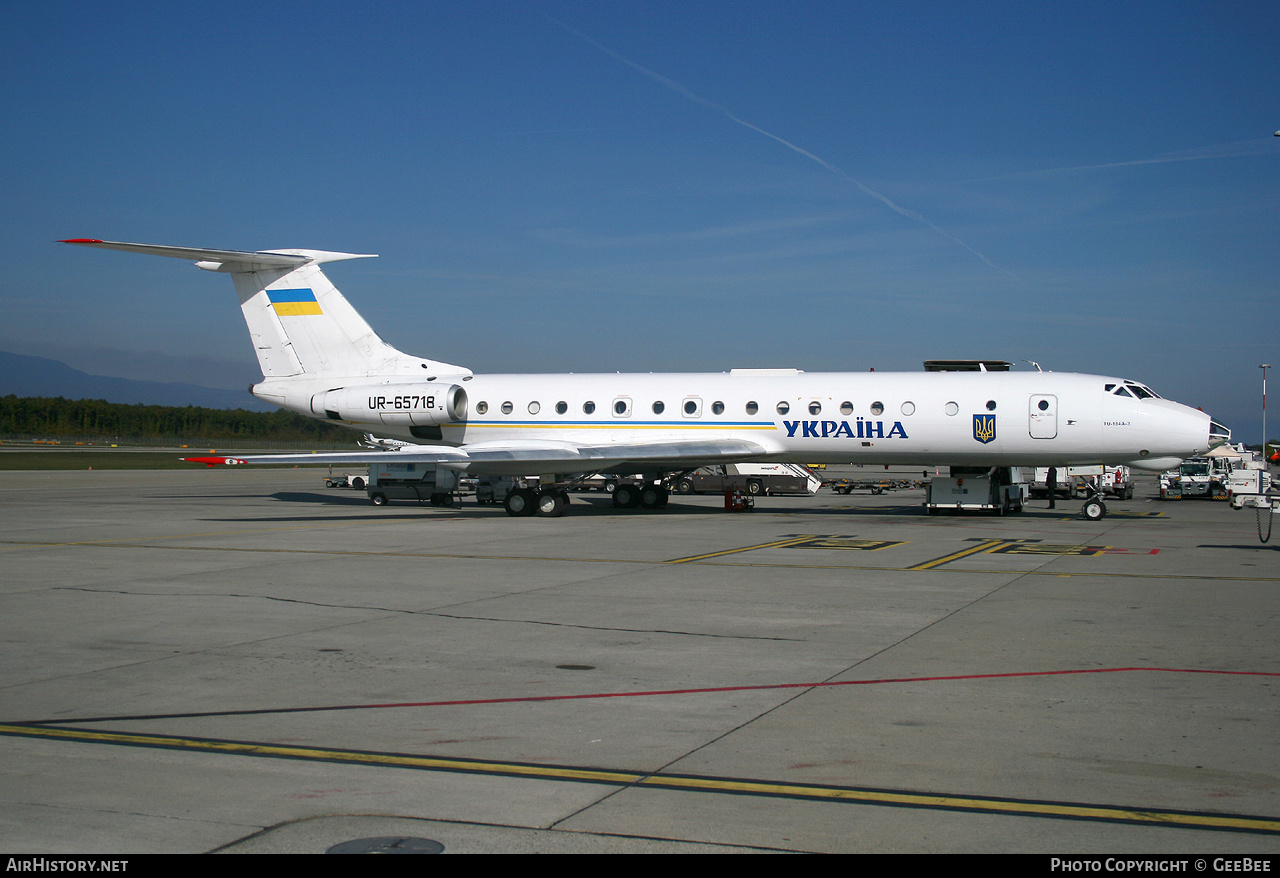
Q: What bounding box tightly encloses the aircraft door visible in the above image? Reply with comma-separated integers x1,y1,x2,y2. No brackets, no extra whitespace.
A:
1029,394,1057,439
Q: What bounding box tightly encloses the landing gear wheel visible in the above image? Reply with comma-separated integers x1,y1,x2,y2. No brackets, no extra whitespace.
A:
504,488,537,517
535,489,566,517
1082,498,1106,521
640,486,668,509
613,484,641,508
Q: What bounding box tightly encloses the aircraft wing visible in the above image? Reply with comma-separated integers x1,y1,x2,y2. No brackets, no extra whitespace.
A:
185,438,773,475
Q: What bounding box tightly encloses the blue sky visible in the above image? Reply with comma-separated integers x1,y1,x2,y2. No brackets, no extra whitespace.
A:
3,1,1277,442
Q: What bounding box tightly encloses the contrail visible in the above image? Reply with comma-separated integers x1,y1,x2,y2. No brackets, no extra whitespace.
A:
554,19,1018,281
963,139,1276,183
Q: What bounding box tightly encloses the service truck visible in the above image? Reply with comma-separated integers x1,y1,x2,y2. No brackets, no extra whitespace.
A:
1159,457,1230,500
926,467,1028,516
1069,465,1134,500
365,461,459,507
325,471,368,489
669,463,821,496
1028,466,1132,501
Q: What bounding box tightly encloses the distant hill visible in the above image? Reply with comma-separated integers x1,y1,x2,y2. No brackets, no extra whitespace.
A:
0,351,274,411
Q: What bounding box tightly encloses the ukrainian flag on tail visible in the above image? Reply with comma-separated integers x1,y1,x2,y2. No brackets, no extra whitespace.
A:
268,288,323,316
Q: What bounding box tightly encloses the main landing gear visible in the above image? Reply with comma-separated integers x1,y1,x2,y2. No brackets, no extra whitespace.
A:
503,487,570,518
612,484,669,510
501,481,670,517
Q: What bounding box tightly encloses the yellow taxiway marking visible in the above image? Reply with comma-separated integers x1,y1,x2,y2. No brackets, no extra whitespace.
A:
667,535,819,563
908,539,1011,570
690,561,1280,582
2,724,1276,834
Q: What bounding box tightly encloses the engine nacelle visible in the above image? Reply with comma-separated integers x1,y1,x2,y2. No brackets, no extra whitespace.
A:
313,384,467,426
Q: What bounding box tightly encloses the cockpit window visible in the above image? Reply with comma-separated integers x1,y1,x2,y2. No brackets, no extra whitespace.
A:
1111,381,1162,400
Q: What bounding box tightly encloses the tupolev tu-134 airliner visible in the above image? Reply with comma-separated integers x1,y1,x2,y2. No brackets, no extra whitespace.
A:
62,239,1229,518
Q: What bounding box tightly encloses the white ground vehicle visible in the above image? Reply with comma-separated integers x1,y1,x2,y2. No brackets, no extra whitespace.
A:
1159,457,1231,500
365,461,458,506
670,463,821,496
926,467,1029,516
1070,465,1134,500
1028,467,1072,500
1230,469,1280,543
1227,467,1272,499
1029,465,1132,500
325,472,368,489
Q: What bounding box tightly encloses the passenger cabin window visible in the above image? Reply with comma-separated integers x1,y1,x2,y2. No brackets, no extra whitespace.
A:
712,401,725,415
528,401,540,414
776,401,790,415
746,401,759,415
840,401,853,415
683,398,702,417
613,398,631,417
870,401,884,416
555,401,568,414
476,401,489,415
501,401,513,414
809,401,822,415
583,401,596,414
652,401,665,414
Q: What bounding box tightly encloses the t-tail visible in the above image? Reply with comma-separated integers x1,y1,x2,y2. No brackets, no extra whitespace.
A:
59,240,472,415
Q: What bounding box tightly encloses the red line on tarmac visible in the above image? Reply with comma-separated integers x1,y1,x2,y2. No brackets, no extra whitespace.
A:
26,667,1279,726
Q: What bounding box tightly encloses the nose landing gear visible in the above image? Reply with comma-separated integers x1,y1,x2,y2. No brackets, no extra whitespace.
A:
1081,486,1107,521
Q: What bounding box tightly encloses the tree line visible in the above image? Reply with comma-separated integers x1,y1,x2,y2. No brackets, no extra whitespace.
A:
0,395,354,444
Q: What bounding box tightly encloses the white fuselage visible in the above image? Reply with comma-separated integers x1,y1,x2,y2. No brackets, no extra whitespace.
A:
61,239,1226,503
261,369,1214,473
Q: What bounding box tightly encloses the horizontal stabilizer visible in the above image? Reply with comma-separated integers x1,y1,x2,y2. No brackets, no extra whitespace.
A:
60,239,376,272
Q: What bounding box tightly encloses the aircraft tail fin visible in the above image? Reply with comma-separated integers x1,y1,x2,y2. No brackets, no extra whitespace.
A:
60,239,469,380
